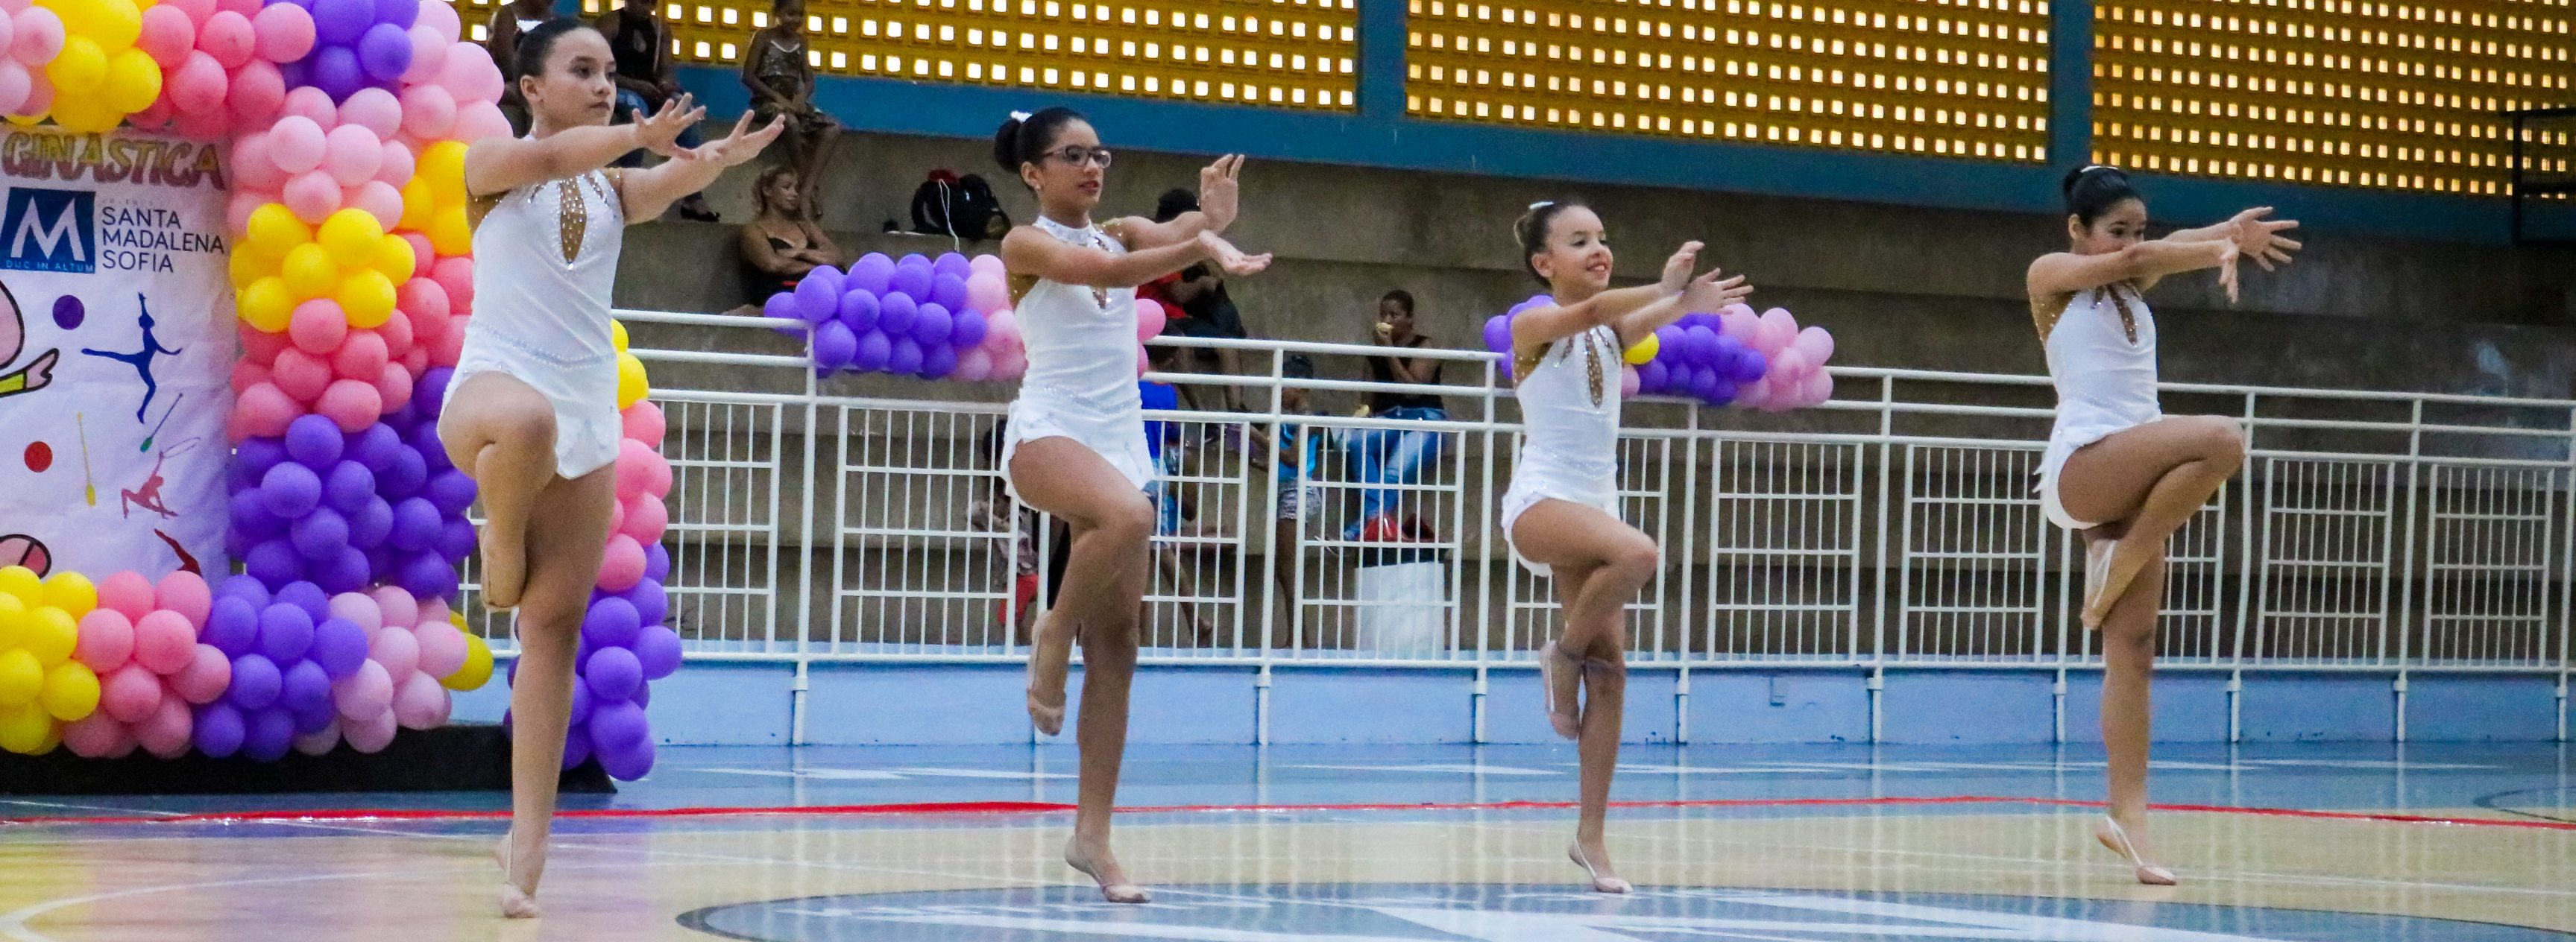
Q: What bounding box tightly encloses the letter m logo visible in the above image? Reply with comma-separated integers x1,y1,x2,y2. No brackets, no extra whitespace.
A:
1,187,93,274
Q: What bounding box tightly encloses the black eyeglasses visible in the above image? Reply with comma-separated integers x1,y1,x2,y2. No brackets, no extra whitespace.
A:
1043,145,1114,168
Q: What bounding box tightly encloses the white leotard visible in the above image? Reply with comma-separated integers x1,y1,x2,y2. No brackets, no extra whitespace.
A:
2034,282,2161,530
1500,323,1623,576
442,165,626,480
998,216,1154,496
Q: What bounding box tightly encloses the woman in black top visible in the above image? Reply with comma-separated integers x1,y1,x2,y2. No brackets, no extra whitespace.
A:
738,164,842,304
1352,289,1447,540
596,0,718,220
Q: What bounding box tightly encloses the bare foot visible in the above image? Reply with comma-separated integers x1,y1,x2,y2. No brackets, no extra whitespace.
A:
493,832,541,918
1568,838,1631,894
475,446,529,611
1025,616,1069,736
1064,835,1147,903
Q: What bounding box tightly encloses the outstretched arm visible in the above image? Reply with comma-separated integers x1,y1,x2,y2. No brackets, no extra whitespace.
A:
1510,241,1705,352
1111,155,1245,250
465,96,699,196
2028,238,2241,302
1004,227,1268,289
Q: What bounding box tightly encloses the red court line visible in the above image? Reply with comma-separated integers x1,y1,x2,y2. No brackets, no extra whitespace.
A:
10,796,2575,831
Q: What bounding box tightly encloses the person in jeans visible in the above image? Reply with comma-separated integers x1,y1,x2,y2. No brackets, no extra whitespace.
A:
596,0,718,220
1350,289,1445,540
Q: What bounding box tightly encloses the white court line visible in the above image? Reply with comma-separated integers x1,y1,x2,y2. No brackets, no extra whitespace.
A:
0,800,185,818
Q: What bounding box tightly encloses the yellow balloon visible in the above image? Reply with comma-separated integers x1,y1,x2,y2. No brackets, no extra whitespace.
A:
0,651,40,707
0,566,39,607
247,203,312,256
338,268,397,329
97,0,146,51
0,594,22,650
1623,335,1660,365
101,48,160,114
615,353,649,411
373,233,417,285
318,209,385,268
282,242,340,300
48,96,119,134
45,37,106,93
611,320,629,354
24,607,76,667
38,663,98,722
239,276,297,333
227,244,276,291
441,634,494,691
420,141,469,206
0,703,51,756
398,178,435,231
40,572,94,619
427,206,472,256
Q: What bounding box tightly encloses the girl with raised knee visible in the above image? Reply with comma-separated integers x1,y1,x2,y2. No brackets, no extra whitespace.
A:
1502,200,1751,894
440,18,778,917
992,106,1268,903
2027,164,2299,885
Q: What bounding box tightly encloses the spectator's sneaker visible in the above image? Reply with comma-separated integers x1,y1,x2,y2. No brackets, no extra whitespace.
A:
1358,514,1406,543
677,194,719,222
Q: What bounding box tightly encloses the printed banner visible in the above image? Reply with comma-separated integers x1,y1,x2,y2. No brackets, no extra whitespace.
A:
0,128,233,579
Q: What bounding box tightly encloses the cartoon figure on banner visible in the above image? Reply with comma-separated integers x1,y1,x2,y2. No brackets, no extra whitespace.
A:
120,437,205,522
0,281,57,400
78,296,184,423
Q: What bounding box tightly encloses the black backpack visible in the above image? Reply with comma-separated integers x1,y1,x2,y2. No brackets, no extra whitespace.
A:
911,172,1010,240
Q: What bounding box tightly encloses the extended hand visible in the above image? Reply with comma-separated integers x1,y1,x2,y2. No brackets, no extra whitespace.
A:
675,111,787,168
633,92,706,157
1681,268,1752,313
2228,206,2302,272
1660,241,1705,294
1198,230,1272,276
1198,154,1244,233
2216,240,2242,303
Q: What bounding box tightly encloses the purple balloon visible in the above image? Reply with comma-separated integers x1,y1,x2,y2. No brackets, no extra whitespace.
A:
763,292,802,335
205,598,259,658
1683,325,1722,366
583,597,643,648
382,397,421,432
632,681,651,708
836,288,879,335
436,518,476,563
918,341,957,380
633,625,681,679
323,460,376,513
1482,315,1511,354
794,268,842,323
912,303,953,347
218,575,273,610
1638,358,1669,395
277,58,307,90
932,252,972,281
243,706,296,762
598,737,655,781
1688,366,1722,401
567,681,594,727
897,253,930,270
372,0,420,28
644,542,670,581
366,546,396,582
1654,324,1686,352
350,423,403,473
949,309,987,350
622,581,669,627
399,551,459,601
887,336,924,376
223,525,255,560
889,263,933,304
261,463,324,519
425,470,476,516
929,273,969,313
285,414,343,469
289,506,350,561
232,437,287,491
418,367,453,414
852,329,892,373
194,702,248,758
846,254,893,294
244,539,303,588
229,654,283,710
585,646,643,702
309,45,365,101
812,320,857,372
379,447,428,500
877,292,918,338
385,497,438,553
231,494,287,539
588,699,649,751
277,582,330,622
311,0,372,43
259,604,316,664
559,723,593,771
1729,344,1769,384
409,423,450,472
282,658,334,711
294,701,338,735
357,22,412,82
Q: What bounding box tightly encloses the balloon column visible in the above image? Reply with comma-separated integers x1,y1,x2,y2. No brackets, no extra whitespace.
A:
1482,299,1838,411
772,252,1061,382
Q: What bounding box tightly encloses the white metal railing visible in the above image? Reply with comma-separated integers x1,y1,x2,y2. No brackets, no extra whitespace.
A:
451,309,2576,689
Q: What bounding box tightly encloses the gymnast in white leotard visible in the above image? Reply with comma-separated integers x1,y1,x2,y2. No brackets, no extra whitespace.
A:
1501,200,1752,895
436,19,781,919
2024,164,2301,888
989,107,1270,905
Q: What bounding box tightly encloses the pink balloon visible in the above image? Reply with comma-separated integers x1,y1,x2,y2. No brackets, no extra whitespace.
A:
983,309,1020,350
97,571,157,622
230,361,271,396
397,278,449,332
318,379,384,432
227,60,285,123
334,328,389,381
166,0,221,25
431,256,473,310
952,347,993,382
229,382,299,442
1133,300,1163,344
155,571,212,627
1135,347,1150,377
963,273,1007,316
1717,308,1758,344
345,702,399,752
605,496,626,538
397,82,456,140
1767,349,1813,382
229,137,286,196
1754,308,1799,355
614,439,658,502
371,625,421,680
11,7,63,67
969,253,1004,278
392,671,449,730
0,7,16,58
373,138,414,188
134,611,198,675
350,179,403,230
251,1,316,63
1619,363,1642,398
138,4,198,68
215,0,265,17
268,115,326,174
399,234,435,279
0,61,31,116
375,315,415,360
413,621,468,678
402,23,447,83
1798,370,1833,408
374,360,414,413
195,10,256,68
272,347,333,402
453,101,512,142
292,720,342,756
992,350,1027,381
322,124,383,187
403,345,432,375
172,644,232,704
75,609,137,673
426,323,465,367
596,534,646,592
620,400,665,449
327,591,383,636
130,97,179,133
338,86,401,138
1790,326,1835,365
101,665,164,724
371,586,421,632
225,192,265,238
284,169,341,224
334,660,394,721
282,86,338,129
13,69,48,119
289,299,348,354
62,713,137,759
622,493,668,544
136,695,194,759
173,104,233,141
416,0,460,44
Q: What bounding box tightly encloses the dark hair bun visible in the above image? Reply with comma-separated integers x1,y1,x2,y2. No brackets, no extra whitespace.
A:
992,107,1087,176
2061,165,2141,227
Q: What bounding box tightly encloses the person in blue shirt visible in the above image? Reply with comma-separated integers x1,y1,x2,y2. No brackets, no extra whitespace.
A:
1250,355,1326,631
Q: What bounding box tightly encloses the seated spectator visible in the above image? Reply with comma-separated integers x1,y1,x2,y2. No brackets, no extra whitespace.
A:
971,422,1040,647
741,0,840,216
738,165,843,305
1351,289,1447,540
484,0,561,135
596,0,717,221
1248,355,1327,631
1149,189,1249,411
